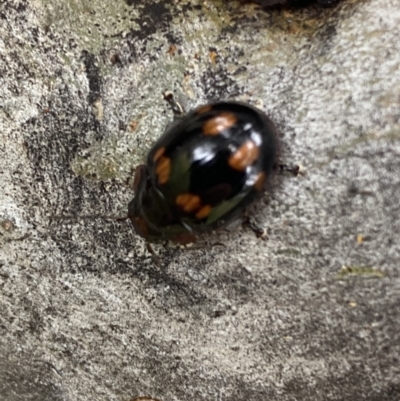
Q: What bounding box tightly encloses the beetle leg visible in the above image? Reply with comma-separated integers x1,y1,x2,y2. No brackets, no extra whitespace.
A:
146,242,161,266
277,163,304,176
242,216,268,240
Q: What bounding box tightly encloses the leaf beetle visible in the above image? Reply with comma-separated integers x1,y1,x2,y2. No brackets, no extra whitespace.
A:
128,95,280,244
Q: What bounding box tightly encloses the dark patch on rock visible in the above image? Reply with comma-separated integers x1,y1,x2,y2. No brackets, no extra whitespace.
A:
81,50,102,104
123,1,173,62
0,348,65,401
113,2,192,64
200,61,242,101
47,218,215,317
0,0,28,18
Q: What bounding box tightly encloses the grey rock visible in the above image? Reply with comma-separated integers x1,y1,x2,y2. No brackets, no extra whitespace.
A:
0,0,399,400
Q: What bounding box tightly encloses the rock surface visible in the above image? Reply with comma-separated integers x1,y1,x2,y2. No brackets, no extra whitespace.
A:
0,0,399,400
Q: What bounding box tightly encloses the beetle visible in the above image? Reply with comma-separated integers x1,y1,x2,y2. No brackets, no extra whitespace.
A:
128,97,279,244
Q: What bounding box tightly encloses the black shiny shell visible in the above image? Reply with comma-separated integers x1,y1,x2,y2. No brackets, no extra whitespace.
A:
128,101,279,243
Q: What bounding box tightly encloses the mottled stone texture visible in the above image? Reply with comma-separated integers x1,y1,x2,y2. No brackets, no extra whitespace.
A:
0,0,399,400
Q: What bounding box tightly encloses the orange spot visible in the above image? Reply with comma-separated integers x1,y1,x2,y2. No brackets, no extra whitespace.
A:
155,156,171,184
254,171,266,191
176,193,201,213
129,120,139,132
196,104,212,115
153,147,166,162
228,141,259,171
1,220,13,231
203,112,237,136
195,204,212,219
167,44,177,56
209,51,218,65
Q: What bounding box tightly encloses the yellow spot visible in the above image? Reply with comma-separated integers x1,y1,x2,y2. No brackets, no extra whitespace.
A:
203,112,237,136
155,156,171,184
176,193,201,213
153,147,166,162
195,205,212,219
228,141,259,171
